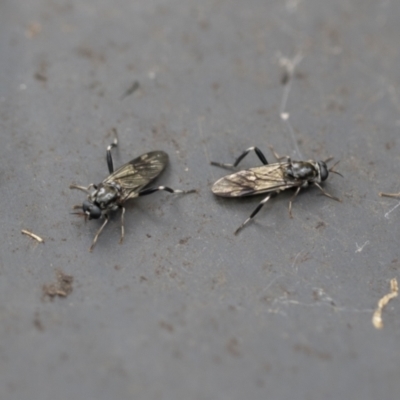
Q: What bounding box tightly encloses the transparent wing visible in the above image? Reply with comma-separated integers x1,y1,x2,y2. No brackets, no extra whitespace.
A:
211,162,297,197
104,151,168,198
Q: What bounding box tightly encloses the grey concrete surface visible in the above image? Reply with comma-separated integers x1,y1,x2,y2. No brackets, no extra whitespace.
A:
1,0,400,399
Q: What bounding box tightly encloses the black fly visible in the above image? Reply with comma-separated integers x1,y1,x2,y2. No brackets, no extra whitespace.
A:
70,130,195,251
211,146,342,235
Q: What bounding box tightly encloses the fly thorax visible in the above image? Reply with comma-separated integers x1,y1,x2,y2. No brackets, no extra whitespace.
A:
94,184,120,209
287,161,317,180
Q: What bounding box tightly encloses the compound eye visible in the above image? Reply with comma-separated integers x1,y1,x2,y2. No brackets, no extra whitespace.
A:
82,201,101,219
319,161,329,181
82,200,92,213
89,205,101,219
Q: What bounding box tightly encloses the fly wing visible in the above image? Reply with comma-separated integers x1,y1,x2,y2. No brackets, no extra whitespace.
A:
104,151,168,198
211,163,296,197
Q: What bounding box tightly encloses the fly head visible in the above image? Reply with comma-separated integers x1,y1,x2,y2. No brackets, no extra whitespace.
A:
83,200,101,220
318,161,329,181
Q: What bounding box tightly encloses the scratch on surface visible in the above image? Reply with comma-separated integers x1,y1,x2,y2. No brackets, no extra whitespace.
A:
271,291,373,314
198,117,213,178
278,52,303,158
355,241,370,253
384,201,400,219
260,274,284,296
354,59,400,113
372,278,398,329
291,250,303,272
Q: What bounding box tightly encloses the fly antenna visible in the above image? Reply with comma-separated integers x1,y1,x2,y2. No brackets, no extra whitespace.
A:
329,160,343,178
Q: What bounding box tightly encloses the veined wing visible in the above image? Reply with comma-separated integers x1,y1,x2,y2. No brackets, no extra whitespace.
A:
212,162,297,197
104,151,168,197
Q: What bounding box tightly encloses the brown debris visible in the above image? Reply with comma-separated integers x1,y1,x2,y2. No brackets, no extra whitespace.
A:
372,278,398,329
21,229,44,243
42,270,74,300
25,22,42,38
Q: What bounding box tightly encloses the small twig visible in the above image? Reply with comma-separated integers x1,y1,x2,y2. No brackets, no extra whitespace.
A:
372,278,398,329
21,229,44,243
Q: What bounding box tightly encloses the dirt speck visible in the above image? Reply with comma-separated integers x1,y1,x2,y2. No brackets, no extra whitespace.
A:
293,343,332,361
33,312,44,331
385,140,395,150
315,221,326,229
114,265,121,271
159,321,174,332
42,269,74,300
34,72,47,82
76,46,105,63
179,236,191,245
226,337,241,357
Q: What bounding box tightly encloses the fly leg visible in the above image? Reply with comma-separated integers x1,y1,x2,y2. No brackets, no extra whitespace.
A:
234,194,272,235
288,187,301,218
69,183,96,194
119,207,125,244
314,183,341,202
106,128,118,173
379,191,400,198
268,146,291,162
139,186,197,196
211,147,269,169
89,216,109,252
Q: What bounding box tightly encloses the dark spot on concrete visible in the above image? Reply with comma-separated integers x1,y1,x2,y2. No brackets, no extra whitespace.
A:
385,140,395,150
114,265,121,271
34,72,47,82
293,343,332,361
179,236,191,245
159,321,174,332
315,221,326,229
120,80,140,100
76,46,106,63
226,337,241,357
42,269,73,300
33,312,44,331
255,378,265,388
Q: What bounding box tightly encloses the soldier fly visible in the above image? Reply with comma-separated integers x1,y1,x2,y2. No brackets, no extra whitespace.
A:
70,131,195,251
211,146,342,235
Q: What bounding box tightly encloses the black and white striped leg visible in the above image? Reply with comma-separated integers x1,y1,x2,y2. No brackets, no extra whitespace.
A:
69,183,96,194
138,186,196,197
89,216,109,252
288,187,301,218
211,147,269,169
106,129,118,174
119,207,125,244
234,194,272,235
314,183,341,202
379,191,400,199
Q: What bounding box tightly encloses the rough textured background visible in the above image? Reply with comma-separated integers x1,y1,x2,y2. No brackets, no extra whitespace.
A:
1,0,400,399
